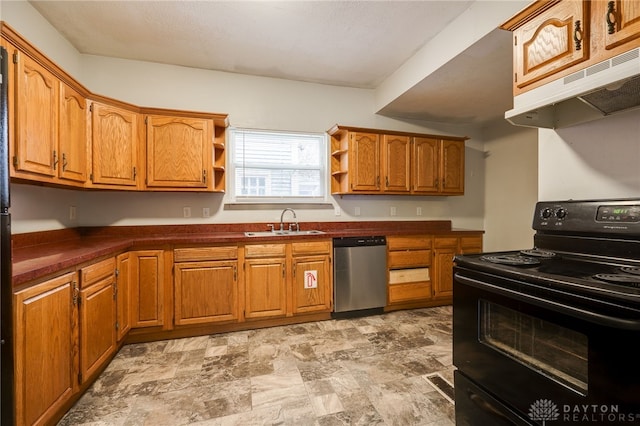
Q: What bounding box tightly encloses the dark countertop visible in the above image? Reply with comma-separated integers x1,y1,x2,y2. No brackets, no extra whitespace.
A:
11,221,484,287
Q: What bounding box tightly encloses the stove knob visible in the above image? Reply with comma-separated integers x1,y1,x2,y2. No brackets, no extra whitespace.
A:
541,208,553,219
556,208,567,219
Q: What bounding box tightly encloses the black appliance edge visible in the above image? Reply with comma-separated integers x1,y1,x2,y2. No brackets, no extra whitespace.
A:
1,44,15,425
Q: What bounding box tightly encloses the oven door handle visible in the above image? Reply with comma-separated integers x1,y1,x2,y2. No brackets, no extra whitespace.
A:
456,274,640,330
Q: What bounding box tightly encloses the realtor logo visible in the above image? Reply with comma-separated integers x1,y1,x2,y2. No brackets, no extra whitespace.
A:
528,399,640,423
529,399,560,425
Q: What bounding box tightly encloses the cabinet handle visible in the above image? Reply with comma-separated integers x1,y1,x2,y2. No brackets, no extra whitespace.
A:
573,20,583,51
52,150,58,171
62,153,68,171
435,178,439,188
607,1,617,34
132,166,137,180
282,264,285,278
292,263,296,278
385,176,389,187
233,265,237,281
202,169,207,184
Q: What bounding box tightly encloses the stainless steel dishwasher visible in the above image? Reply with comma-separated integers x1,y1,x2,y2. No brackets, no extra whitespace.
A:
333,236,387,317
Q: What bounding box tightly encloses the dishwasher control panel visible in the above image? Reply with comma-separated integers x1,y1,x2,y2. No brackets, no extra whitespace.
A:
333,236,386,247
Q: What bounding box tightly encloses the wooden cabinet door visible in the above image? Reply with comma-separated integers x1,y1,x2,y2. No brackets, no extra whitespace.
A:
13,272,77,426
441,139,465,194
433,237,458,299
58,83,87,184
14,51,59,177
130,250,165,328
412,137,439,193
174,260,239,325
459,236,483,255
146,115,212,189
244,258,287,319
512,0,589,90
349,132,380,192
602,0,640,50
79,275,116,383
382,134,410,192
292,254,332,314
91,102,138,187
79,258,116,383
116,253,131,341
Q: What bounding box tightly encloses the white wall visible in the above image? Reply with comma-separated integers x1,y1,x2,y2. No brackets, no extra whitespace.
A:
482,121,538,251
4,1,487,234
538,110,640,200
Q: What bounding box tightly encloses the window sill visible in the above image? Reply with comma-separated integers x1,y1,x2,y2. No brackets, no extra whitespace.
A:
224,202,334,211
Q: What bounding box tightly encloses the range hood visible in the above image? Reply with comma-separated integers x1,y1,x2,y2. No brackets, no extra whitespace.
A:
505,48,640,129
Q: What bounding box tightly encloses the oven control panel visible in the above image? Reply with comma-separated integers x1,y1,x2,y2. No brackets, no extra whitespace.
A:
533,199,640,235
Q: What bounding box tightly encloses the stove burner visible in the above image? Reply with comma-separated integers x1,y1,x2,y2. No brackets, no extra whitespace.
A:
594,273,640,286
621,267,640,276
520,249,556,258
480,255,541,266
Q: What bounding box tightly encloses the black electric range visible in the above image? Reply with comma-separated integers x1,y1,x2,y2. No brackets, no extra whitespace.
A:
453,199,640,426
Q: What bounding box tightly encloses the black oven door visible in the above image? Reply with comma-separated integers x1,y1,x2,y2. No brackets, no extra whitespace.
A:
453,267,640,425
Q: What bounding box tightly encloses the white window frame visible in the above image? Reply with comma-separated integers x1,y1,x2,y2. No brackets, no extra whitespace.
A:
228,127,328,204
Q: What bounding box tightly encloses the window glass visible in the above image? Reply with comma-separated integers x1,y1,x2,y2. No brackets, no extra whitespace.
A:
230,128,326,201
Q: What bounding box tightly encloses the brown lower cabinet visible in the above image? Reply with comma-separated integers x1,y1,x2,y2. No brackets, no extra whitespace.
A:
387,233,483,308
242,241,333,319
115,253,132,341
12,256,122,426
78,258,117,383
173,246,239,326
12,234,478,424
130,250,167,328
13,272,77,426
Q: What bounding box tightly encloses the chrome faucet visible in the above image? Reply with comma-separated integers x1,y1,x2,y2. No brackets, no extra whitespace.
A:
279,208,298,232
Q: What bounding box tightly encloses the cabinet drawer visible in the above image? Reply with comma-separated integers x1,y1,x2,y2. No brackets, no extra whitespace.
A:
291,240,331,256
388,250,431,269
460,236,483,253
387,236,431,250
434,237,458,249
244,244,287,258
389,268,430,285
174,246,238,262
388,282,431,304
80,257,115,288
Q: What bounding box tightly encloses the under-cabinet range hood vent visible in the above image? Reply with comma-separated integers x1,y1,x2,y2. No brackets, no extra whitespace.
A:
505,48,640,129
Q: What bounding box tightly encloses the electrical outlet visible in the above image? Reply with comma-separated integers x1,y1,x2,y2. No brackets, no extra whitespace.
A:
416,207,422,216
202,207,210,218
335,206,341,216
390,206,397,216
183,207,191,218
354,206,361,216
69,206,77,220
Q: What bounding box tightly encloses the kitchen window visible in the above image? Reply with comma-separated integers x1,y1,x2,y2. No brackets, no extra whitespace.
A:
229,128,327,202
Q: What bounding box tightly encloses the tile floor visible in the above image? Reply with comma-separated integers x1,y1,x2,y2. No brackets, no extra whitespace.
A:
58,306,455,426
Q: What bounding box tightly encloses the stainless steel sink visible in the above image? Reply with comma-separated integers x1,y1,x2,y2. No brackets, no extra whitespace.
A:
244,230,326,237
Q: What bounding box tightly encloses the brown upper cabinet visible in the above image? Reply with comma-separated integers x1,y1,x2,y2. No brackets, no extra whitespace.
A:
144,111,228,192
8,44,89,188
2,23,229,193
329,125,466,196
89,101,140,189
502,0,640,95
146,115,212,190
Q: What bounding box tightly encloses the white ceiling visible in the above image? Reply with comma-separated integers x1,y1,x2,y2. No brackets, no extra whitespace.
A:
29,0,516,126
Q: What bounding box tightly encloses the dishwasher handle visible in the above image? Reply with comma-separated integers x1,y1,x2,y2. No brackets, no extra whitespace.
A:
333,236,386,247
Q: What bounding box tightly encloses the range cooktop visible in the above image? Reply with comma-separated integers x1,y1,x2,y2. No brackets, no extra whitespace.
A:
455,249,640,305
